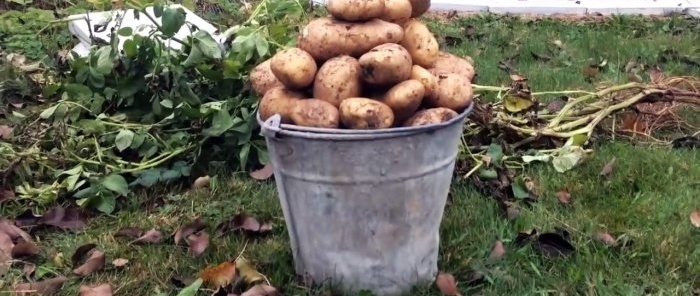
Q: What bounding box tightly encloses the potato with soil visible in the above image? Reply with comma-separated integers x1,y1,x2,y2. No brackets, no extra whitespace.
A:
379,0,412,24
403,107,459,127
250,58,283,96
297,17,405,63
259,86,306,123
408,0,430,17
291,99,340,128
359,43,413,86
426,73,473,111
400,19,439,68
380,80,425,123
410,65,437,97
270,48,317,89
339,97,395,129
327,0,385,21
313,55,362,107
428,51,476,81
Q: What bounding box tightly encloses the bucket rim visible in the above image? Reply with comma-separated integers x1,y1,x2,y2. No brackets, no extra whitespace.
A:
257,101,474,139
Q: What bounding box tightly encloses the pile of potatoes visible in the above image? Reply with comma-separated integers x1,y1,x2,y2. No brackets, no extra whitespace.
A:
250,0,476,129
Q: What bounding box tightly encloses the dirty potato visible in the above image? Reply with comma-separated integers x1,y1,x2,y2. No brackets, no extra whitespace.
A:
380,79,425,123
410,65,437,97
258,86,306,123
270,48,317,89
297,17,404,63
426,73,473,111
400,19,439,68
339,97,395,129
359,43,413,86
403,107,459,126
291,99,340,128
327,0,385,21
379,0,412,24
428,51,476,81
313,55,362,107
250,58,283,96
408,0,430,17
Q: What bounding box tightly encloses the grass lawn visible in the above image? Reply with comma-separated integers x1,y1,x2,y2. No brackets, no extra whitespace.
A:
2,5,700,296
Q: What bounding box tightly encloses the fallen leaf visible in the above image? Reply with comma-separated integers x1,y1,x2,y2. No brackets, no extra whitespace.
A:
0,218,33,242
193,175,211,189
534,232,576,258
13,210,41,228
112,258,129,267
236,257,265,284
0,125,13,139
690,211,700,228
241,284,280,296
14,275,68,295
187,231,209,256
552,39,563,48
131,229,163,244
546,97,567,113
0,232,12,277
176,278,203,296
200,261,237,288
649,65,664,84
530,51,552,62
79,283,113,296
23,262,36,277
582,65,599,80
514,229,538,246
556,189,571,204
489,240,506,260
114,227,145,239
623,59,638,73
71,243,97,267
53,252,65,268
173,217,206,245
596,232,617,246
249,164,274,181
11,239,40,258
506,205,520,221
73,249,106,276
503,93,534,113
216,213,273,237
38,206,88,230
435,272,461,296
600,157,616,177
510,74,527,82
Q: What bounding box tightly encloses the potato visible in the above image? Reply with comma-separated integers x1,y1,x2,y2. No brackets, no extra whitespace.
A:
339,97,394,129
358,43,412,86
250,58,283,96
313,55,362,107
380,79,425,123
428,51,476,81
410,65,437,97
403,107,459,127
327,0,385,21
291,99,340,128
426,73,473,111
258,86,306,123
400,19,439,68
297,17,405,63
409,0,430,17
379,0,412,24
270,48,317,89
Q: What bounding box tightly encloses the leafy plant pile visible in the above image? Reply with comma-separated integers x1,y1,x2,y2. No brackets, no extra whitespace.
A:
455,74,700,214
0,0,310,213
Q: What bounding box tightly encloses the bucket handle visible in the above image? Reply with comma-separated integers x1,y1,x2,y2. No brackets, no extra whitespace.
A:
260,114,283,138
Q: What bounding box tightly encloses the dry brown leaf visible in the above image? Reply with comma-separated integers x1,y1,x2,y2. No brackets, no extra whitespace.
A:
73,249,106,276
187,231,209,256
596,232,617,246
506,206,520,221
0,218,33,242
173,217,206,245
112,258,129,267
0,125,13,139
23,262,36,277
600,157,616,177
193,175,211,189
249,164,274,181
489,240,506,260
0,232,12,277
556,190,571,204
241,284,280,296
11,239,40,258
130,229,163,244
435,272,461,296
200,261,237,288
14,275,68,295
510,74,527,82
690,211,700,228
649,65,664,84
236,257,265,284
215,213,273,237
79,283,113,296
114,227,145,239
0,189,15,203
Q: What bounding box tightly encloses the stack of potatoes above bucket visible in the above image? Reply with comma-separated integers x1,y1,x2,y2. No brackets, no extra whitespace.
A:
251,0,476,129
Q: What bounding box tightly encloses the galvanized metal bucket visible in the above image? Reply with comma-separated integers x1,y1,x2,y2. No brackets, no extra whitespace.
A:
257,102,474,296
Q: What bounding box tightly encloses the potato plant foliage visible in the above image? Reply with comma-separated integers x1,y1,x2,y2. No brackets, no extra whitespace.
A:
6,0,309,213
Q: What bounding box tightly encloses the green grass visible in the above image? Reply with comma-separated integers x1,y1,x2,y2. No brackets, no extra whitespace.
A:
2,8,700,296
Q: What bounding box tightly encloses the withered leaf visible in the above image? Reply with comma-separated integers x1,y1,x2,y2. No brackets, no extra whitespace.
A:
600,157,616,177
131,229,163,245
173,218,206,245
649,65,664,84
114,227,145,239
236,257,265,284
241,284,280,296
249,164,274,181
112,258,129,267
514,229,538,246
38,206,88,230
435,272,461,296
14,275,68,295
510,74,527,82
556,190,571,204
546,97,567,113
73,249,106,276
23,262,36,277
530,51,552,62
11,239,40,258
0,125,13,139
71,243,97,267
193,175,211,189
534,232,576,258
690,211,700,228
200,261,237,288
506,205,520,221
0,189,15,203
596,232,617,246
0,218,33,242
13,210,40,228
187,231,209,256
79,283,113,296
489,240,506,260
0,232,12,276
216,213,272,237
